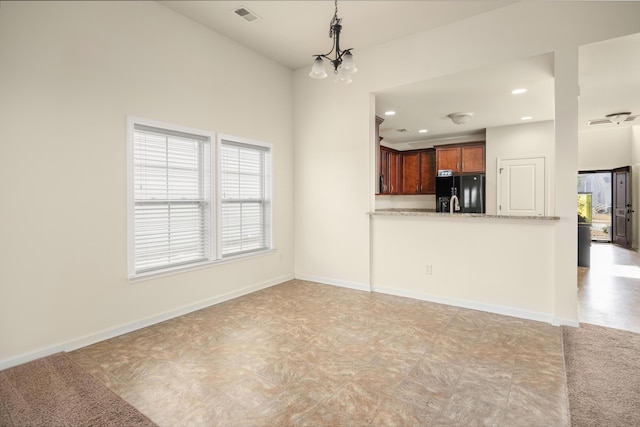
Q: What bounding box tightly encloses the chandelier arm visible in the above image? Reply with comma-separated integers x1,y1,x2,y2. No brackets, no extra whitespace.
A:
311,23,340,59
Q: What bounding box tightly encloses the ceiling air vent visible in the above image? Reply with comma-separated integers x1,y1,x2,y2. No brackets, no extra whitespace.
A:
234,7,260,22
588,115,638,126
396,128,410,133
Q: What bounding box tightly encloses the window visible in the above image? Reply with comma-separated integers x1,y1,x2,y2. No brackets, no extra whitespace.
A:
220,139,272,257
127,118,272,279
128,120,212,277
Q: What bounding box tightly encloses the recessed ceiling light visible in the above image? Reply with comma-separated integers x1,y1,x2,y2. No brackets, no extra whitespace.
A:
385,111,396,116
418,129,428,133
512,88,527,95
521,116,533,121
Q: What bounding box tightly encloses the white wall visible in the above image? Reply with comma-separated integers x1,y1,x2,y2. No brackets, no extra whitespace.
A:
371,216,556,322
375,195,435,210
0,1,294,367
294,2,640,324
486,121,556,215
579,127,633,170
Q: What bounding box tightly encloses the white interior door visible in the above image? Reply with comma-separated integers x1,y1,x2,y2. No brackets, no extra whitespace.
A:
498,157,545,216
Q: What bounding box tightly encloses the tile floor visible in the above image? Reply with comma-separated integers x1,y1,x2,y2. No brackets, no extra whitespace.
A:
578,242,640,333
69,280,569,426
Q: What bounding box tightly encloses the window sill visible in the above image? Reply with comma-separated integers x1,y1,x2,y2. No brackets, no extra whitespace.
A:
128,248,276,284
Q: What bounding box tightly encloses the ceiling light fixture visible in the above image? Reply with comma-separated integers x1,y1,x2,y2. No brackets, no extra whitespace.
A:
606,112,631,124
308,0,357,83
521,116,533,121
512,88,527,95
448,112,474,125
419,129,428,133
385,111,396,116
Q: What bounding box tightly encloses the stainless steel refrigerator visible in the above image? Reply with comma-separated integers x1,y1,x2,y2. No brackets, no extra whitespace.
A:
436,174,485,213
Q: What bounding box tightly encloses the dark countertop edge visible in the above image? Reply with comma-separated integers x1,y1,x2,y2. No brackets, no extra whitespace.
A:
368,210,560,221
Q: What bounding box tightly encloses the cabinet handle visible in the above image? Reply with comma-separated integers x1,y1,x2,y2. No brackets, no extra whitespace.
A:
417,185,419,193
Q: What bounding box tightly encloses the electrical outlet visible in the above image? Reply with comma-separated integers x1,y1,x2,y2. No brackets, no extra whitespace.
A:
425,264,432,275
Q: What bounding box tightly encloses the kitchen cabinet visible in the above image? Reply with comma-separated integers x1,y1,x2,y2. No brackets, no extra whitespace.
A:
435,142,485,174
379,146,400,194
419,150,436,193
401,149,436,194
379,147,435,195
401,152,421,194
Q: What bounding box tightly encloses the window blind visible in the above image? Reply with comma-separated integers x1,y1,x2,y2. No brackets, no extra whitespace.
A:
133,124,210,273
220,140,271,256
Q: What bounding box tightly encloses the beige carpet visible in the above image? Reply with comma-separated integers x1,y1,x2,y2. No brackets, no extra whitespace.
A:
562,323,640,427
0,352,156,427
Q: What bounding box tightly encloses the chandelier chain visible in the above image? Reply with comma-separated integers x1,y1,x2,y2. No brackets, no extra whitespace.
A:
329,0,341,38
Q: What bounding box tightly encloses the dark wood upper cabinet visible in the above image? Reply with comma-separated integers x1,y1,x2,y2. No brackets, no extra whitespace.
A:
379,147,436,195
419,150,436,194
401,152,421,194
378,141,483,196
379,146,400,194
435,147,461,172
460,144,485,172
435,142,485,174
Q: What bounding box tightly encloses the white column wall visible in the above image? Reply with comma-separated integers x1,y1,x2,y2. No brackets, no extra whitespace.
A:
486,121,556,216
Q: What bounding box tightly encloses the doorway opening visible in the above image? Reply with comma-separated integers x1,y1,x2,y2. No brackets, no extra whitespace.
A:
578,171,612,242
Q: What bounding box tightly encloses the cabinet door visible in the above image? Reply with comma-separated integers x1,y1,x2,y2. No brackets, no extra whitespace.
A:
379,149,390,194
461,145,485,173
419,150,436,194
436,147,460,173
388,152,400,194
401,152,420,194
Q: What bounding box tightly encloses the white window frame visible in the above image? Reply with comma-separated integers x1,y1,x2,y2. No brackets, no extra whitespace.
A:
218,134,273,259
127,117,215,279
127,117,273,281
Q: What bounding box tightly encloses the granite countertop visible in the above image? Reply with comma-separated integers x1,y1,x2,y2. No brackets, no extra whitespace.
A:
369,208,560,221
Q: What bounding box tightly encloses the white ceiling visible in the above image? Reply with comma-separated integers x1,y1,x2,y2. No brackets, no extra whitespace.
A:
159,1,513,70
160,1,640,147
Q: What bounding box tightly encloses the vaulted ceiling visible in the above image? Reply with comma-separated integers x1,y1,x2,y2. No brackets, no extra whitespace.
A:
160,1,640,146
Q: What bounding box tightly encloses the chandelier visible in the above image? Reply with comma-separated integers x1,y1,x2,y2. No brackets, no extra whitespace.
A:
308,0,357,83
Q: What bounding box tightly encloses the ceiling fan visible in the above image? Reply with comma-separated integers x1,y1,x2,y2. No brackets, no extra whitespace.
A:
587,111,638,126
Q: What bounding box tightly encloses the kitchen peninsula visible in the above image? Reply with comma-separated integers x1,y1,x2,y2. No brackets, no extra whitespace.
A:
369,208,560,221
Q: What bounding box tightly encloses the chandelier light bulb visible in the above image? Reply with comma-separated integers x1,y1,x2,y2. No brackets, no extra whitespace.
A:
309,56,328,79
339,51,357,74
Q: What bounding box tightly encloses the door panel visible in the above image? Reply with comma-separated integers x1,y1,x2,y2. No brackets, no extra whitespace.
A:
461,145,485,173
498,157,545,216
401,153,420,194
613,167,632,248
419,150,436,194
436,147,460,172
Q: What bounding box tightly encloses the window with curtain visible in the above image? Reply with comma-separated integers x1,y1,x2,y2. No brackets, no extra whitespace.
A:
220,140,272,257
129,121,212,276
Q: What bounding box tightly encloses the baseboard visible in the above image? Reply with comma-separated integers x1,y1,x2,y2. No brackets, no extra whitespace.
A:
552,317,580,327
372,285,556,324
292,278,565,326
294,274,371,292
0,274,294,371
